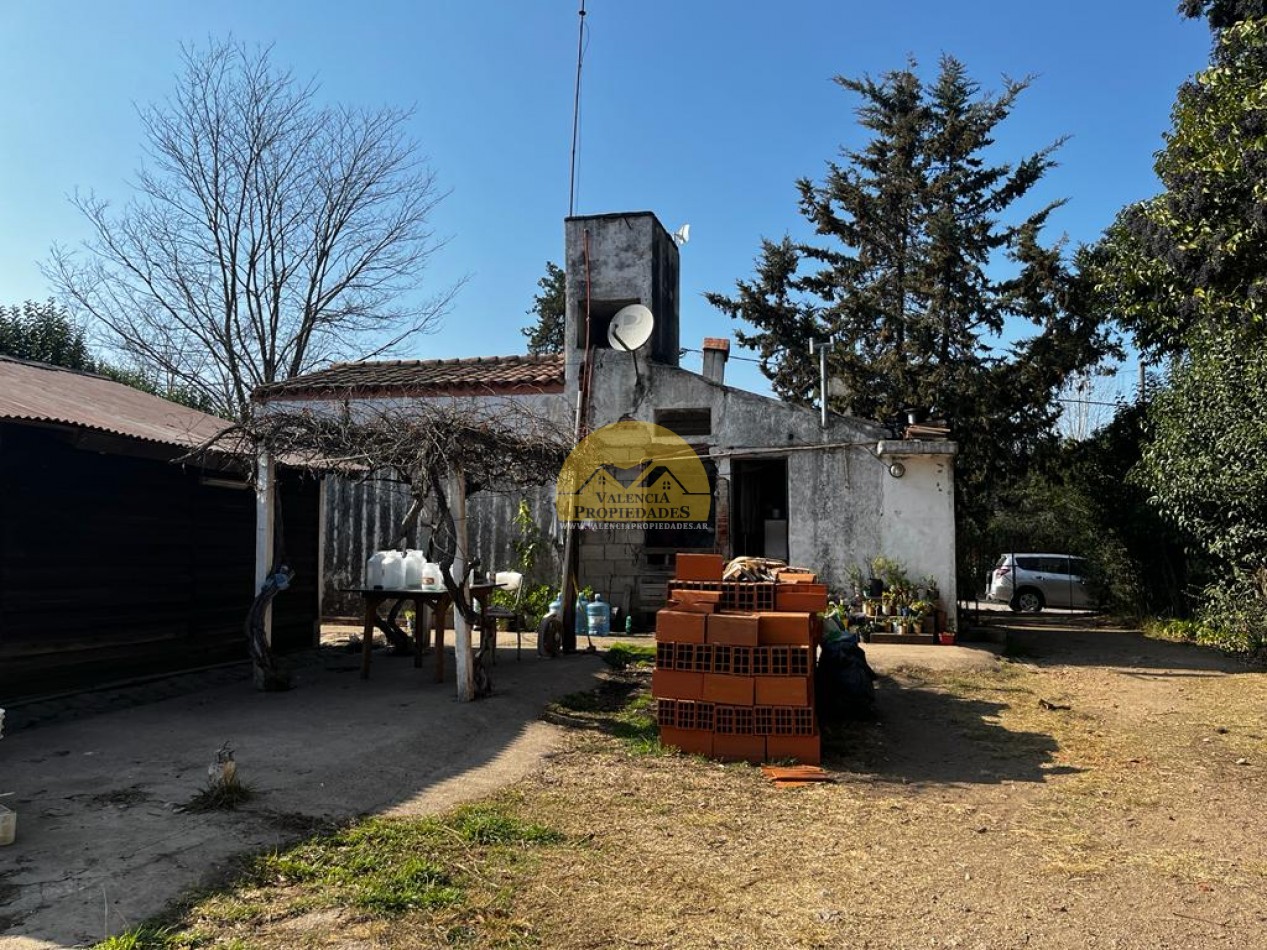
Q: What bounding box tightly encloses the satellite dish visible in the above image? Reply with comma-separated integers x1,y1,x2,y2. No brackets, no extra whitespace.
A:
608,304,655,351
673,224,690,247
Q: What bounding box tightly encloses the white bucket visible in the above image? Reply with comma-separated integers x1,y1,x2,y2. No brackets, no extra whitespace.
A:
0,805,15,846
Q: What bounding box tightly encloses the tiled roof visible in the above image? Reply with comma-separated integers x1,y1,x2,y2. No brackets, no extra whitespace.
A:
253,353,566,400
0,355,230,449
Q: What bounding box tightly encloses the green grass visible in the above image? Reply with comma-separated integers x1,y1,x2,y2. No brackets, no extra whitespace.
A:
547,671,666,756
601,642,656,670
92,802,565,948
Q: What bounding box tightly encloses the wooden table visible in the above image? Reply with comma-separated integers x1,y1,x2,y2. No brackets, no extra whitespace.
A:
346,583,499,684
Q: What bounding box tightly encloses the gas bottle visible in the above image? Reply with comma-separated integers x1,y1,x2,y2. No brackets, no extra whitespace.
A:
574,592,589,636
547,595,564,619
586,593,611,636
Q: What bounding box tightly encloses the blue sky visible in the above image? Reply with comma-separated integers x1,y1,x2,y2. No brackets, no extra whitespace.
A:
0,1,1211,396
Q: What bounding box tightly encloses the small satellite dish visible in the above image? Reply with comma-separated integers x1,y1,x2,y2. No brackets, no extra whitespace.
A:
673,224,691,247
608,304,655,351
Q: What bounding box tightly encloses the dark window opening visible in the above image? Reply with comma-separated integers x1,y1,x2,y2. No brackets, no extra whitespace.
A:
645,455,717,552
577,297,640,350
731,457,789,561
655,407,711,437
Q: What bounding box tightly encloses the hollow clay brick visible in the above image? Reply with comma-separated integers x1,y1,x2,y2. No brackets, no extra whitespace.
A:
675,553,725,582
702,673,755,706
660,726,713,756
765,733,821,765
712,733,766,763
757,612,815,646
656,610,707,644
651,669,703,701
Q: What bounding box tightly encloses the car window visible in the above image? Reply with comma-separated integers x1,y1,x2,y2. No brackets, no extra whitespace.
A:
1015,556,1045,572
1068,558,1089,578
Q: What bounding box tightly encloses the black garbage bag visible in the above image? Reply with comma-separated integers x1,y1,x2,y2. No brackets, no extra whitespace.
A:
815,629,877,721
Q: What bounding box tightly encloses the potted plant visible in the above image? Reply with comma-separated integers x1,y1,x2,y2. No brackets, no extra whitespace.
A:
847,562,865,600
909,599,934,635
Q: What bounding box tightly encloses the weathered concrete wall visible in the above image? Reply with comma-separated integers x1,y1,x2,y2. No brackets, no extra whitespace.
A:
564,212,680,392
578,349,959,625
878,445,959,628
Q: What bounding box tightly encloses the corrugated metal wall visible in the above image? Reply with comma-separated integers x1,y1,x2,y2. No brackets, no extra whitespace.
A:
322,477,561,616
0,425,321,701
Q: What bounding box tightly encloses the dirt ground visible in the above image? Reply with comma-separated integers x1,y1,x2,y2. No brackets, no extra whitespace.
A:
154,614,1265,950
0,630,605,949
6,616,1267,949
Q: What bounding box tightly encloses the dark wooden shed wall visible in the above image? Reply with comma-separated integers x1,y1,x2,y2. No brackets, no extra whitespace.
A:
0,424,319,701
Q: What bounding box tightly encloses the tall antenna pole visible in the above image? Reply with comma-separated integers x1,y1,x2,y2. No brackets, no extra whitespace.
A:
567,1,587,217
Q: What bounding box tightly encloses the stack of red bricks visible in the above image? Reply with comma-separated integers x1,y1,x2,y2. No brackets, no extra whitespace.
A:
652,554,827,765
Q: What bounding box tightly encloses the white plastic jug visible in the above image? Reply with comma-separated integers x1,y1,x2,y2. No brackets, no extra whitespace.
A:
404,550,426,587
380,551,406,589
366,551,389,588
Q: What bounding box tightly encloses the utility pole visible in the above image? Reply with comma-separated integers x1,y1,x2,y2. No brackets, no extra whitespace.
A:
810,338,831,428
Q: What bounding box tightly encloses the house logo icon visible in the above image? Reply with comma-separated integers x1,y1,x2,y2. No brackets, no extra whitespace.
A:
556,421,711,526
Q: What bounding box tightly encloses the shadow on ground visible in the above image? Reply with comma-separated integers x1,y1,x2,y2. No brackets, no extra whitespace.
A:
0,633,605,948
823,670,1072,787
981,612,1254,674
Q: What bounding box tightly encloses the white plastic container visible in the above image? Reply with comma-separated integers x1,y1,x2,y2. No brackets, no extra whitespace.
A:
366,551,389,588
404,550,426,587
380,551,406,589
0,805,15,846
420,561,442,590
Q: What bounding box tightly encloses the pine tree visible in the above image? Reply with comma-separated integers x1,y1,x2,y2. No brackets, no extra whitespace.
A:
522,261,566,356
708,56,1109,548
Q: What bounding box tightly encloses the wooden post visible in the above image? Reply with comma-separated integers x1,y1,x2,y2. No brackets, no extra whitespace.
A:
450,466,476,701
315,475,327,647
254,452,276,648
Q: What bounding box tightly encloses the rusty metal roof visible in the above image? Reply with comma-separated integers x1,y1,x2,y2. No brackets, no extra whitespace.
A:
0,355,230,449
253,353,565,401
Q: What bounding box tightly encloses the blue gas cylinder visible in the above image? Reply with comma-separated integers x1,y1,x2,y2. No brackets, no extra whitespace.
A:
586,593,611,636
574,592,589,635
547,595,563,620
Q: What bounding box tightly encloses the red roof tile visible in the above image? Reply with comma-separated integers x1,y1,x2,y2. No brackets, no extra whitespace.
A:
0,356,230,449
253,354,565,400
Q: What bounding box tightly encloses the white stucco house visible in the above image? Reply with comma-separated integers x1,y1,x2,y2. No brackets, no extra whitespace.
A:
252,210,959,629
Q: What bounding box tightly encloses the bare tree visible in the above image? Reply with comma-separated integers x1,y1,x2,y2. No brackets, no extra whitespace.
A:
47,39,457,420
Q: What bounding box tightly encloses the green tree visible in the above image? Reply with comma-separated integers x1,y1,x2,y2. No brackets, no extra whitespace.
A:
707,56,1110,553
1,298,217,413
0,300,93,368
1099,18,1267,355
1095,14,1267,651
522,261,566,355
1180,0,1267,29
47,38,453,421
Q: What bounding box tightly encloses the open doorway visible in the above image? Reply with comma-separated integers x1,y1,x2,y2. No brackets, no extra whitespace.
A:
731,458,789,560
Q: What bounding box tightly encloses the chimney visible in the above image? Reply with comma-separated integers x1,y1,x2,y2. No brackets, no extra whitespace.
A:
701,337,730,385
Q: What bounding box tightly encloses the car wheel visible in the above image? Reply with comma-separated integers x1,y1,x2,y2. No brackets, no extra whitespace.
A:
1012,588,1044,614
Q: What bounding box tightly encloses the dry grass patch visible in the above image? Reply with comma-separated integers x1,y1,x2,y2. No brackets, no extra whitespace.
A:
96,645,1267,949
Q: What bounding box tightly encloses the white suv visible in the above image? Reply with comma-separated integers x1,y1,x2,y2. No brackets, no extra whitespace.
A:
986,553,1095,613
